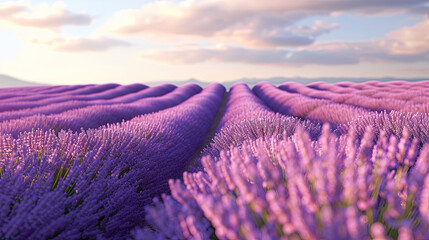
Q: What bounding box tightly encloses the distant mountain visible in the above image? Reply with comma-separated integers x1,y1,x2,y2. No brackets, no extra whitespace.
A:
1,74,428,89
0,74,45,88
144,78,208,87
222,77,429,89
146,76,429,89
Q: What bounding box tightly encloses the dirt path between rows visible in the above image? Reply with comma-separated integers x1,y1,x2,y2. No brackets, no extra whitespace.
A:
186,91,229,170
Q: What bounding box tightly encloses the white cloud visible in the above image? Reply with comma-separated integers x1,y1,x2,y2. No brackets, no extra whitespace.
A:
0,2,26,16
32,37,131,52
0,1,92,30
140,13,429,66
0,2,130,54
384,16,429,54
104,0,428,48
214,20,339,48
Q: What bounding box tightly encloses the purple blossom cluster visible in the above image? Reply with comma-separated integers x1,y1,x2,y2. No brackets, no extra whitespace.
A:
8,84,152,107
254,81,368,126
0,84,176,122
0,83,225,239
2,80,429,239
38,83,119,95
139,80,429,239
142,125,429,239
254,81,429,139
216,82,278,130
201,82,320,160
0,83,121,109
0,83,201,137
302,81,429,113
337,110,429,143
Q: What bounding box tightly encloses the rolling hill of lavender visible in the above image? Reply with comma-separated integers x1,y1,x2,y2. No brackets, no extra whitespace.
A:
1,80,429,240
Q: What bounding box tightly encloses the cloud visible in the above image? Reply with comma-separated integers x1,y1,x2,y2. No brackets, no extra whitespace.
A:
141,15,429,66
0,2,26,16
104,0,428,48
142,43,429,66
384,16,429,55
215,20,339,48
0,1,92,30
325,17,429,62
308,38,429,63
32,37,131,52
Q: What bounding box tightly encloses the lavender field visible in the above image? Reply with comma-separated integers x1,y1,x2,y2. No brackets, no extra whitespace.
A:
1,80,429,240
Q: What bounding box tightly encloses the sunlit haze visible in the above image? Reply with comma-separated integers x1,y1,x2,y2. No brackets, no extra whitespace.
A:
0,0,428,85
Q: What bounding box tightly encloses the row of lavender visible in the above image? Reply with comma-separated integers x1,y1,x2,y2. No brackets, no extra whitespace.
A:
142,81,429,239
3,84,234,140
255,81,429,141
0,83,226,239
255,81,429,121
143,126,429,239
2,80,429,239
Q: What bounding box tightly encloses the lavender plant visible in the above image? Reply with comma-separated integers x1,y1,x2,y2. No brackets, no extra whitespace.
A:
33,84,91,94
337,110,429,143
0,84,147,112
0,83,225,239
0,83,121,109
216,82,278,131
253,81,330,118
57,83,120,95
0,85,77,99
203,117,320,159
254,82,367,125
0,83,201,137
0,84,175,122
202,81,320,159
400,103,429,115
306,103,368,126
142,124,429,239
2,80,429,240
302,81,429,112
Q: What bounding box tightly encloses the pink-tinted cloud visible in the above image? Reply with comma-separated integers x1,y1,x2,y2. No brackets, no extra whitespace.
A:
385,16,429,55
105,0,428,48
0,1,91,30
215,20,338,48
0,2,26,16
141,15,429,66
33,37,131,52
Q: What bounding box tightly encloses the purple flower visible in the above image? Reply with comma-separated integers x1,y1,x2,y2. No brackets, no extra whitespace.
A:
144,123,429,239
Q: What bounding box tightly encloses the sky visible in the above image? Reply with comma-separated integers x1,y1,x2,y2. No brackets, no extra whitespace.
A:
0,0,429,85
